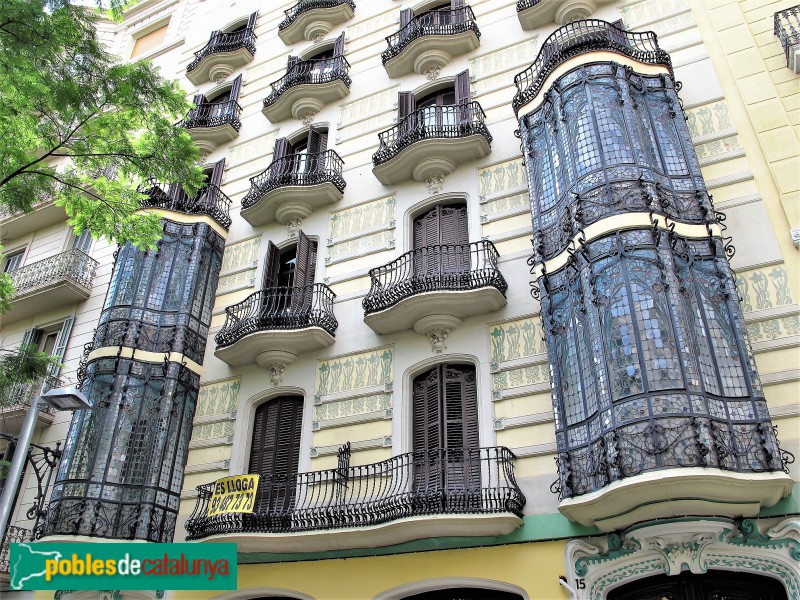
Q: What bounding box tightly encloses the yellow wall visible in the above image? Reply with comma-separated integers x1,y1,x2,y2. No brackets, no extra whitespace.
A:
173,541,568,600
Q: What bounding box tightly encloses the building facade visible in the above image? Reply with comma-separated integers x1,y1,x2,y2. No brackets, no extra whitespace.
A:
0,0,798,598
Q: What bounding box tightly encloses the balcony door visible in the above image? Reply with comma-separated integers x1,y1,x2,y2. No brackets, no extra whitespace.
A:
398,70,471,134
261,231,318,321
273,127,328,182
413,203,469,281
412,363,480,509
248,396,304,518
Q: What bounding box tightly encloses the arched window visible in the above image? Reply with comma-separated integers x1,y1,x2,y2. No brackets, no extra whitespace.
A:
412,363,479,505
248,396,304,514
412,203,469,277
608,570,787,600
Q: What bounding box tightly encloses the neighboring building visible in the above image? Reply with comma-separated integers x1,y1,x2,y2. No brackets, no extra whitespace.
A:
0,0,798,599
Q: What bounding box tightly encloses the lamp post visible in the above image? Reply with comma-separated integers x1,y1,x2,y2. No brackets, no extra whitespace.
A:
0,386,91,544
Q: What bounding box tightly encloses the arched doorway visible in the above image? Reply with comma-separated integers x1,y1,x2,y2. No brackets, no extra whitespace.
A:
609,571,788,600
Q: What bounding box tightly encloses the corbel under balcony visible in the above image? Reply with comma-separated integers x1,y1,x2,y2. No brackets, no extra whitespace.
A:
516,0,614,31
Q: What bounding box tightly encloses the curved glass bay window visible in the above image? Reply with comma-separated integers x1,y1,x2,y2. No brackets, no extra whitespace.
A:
44,220,226,542
515,20,792,527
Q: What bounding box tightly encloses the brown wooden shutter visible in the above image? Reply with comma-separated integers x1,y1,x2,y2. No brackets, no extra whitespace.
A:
399,8,413,29
248,396,303,514
333,31,346,57
307,127,328,173
412,367,443,492
262,241,280,289
455,69,471,125
192,93,206,106
229,74,243,103
398,91,415,121
246,11,258,29
209,158,225,188
271,138,289,179
292,230,316,311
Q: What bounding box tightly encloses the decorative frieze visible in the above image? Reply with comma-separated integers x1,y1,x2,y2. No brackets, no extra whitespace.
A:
735,264,794,313
489,316,547,363
316,347,394,396
194,378,240,418
479,157,526,197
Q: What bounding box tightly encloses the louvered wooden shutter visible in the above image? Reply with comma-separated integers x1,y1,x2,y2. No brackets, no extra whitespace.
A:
398,91,415,121
455,69,471,125
307,127,327,174
209,158,225,189
71,230,93,253
271,138,290,179
333,32,346,57
192,93,206,106
412,368,442,493
21,328,43,349
246,11,258,29
439,205,469,273
229,74,243,103
248,397,303,514
44,317,74,388
291,230,316,312
399,8,413,30
451,0,466,21
442,364,480,494
262,241,280,289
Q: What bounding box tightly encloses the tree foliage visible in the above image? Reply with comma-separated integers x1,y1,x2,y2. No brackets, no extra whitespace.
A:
0,0,204,251
0,345,62,408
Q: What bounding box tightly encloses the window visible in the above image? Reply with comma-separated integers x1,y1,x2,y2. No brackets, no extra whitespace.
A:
398,70,472,134
130,23,169,59
399,0,466,33
261,231,318,316
412,363,479,503
15,317,74,397
287,32,345,79
70,229,92,254
3,249,24,273
413,203,469,276
189,75,242,124
248,396,304,515
272,127,329,179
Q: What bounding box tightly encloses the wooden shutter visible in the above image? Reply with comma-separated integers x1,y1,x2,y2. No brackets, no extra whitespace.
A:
192,93,206,106
246,11,258,29
262,241,280,289
455,69,471,125
209,158,225,189
271,137,290,179
229,74,243,103
21,328,43,349
399,8,413,29
291,231,316,312
71,230,92,253
333,32,346,57
412,367,443,493
248,396,303,514
398,91,415,121
44,317,74,387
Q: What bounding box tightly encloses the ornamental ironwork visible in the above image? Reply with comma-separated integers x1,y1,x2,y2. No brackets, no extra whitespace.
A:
382,6,480,65
185,445,524,539
180,99,242,131
279,0,356,31
186,27,257,73
372,101,492,166
139,180,232,229
516,0,545,11
3,375,66,416
263,56,351,109
512,19,672,115
241,150,346,210
0,525,30,573
537,229,791,500
362,240,507,315
215,283,337,349
774,5,800,68
9,249,97,297
519,63,713,264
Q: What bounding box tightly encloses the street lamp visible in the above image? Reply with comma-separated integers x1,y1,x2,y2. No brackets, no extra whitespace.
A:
0,386,91,544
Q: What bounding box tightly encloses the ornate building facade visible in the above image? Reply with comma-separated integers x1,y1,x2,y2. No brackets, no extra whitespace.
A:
1,0,798,599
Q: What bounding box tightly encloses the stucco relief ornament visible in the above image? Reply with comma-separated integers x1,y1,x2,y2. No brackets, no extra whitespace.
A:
428,329,450,353
214,73,226,84
268,363,286,387
287,219,302,237
426,173,445,195
302,112,317,126
425,66,441,81
313,33,325,43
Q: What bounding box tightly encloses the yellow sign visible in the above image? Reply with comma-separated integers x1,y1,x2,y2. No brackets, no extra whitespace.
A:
207,475,260,517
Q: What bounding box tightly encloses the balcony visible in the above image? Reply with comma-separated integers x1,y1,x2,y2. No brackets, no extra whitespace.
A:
362,241,506,336
0,376,60,434
180,99,242,153
382,6,480,78
0,526,31,586
215,284,337,369
279,0,356,45
372,102,491,185
553,413,795,532
186,27,257,84
3,250,98,325
775,6,800,73
516,0,613,30
512,19,672,117
262,56,351,123
0,197,65,242
139,180,232,229
241,150,345,227
185,446,524,552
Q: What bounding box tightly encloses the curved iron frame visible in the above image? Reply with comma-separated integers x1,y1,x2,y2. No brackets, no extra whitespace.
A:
279,0,356,31
186,26,257,73
382,6,480,65
263,56,351,110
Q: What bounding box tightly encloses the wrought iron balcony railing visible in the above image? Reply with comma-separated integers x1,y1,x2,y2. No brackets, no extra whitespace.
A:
139,180,232,229
382,6,480,65
516,0,544,11
185,446,524,539
10,249,97,298
279,0,356,31
241,150,346,210
372,101,492,166
552,414,795,501
362,240,507,315
215,284,337,349
180,99,242,131
2,375,66,416
774,5,800,68
186,27,257,73
512,19,672,114
263,56,351,109
0,526,31,573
